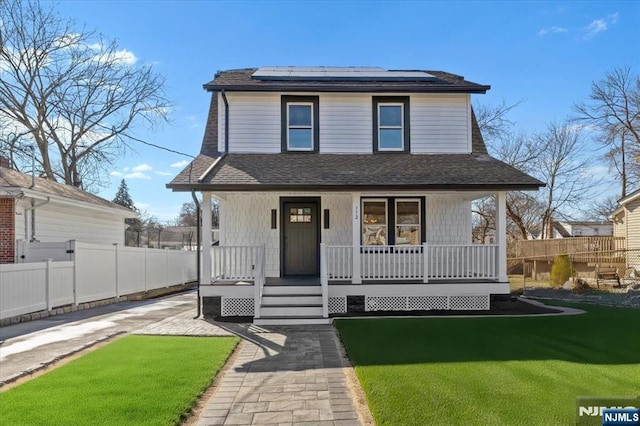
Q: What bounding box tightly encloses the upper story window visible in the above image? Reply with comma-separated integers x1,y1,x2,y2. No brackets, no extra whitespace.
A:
281,96,319,152
373,96,410,152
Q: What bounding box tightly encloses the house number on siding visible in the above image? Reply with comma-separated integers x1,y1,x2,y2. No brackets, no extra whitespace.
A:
354,206,359,221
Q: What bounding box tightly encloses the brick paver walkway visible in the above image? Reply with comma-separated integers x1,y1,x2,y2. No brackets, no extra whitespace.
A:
133,310,234,336
196,323,362,426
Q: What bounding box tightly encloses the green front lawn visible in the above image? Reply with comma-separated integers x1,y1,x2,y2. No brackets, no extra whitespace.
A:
336,303,640,425
0,335,238,425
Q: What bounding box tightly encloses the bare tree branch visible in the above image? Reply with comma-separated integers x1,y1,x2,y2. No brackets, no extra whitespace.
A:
573,66,640,197
0,0,170,191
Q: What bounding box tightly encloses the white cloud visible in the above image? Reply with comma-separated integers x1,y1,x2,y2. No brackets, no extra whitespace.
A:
155,171,173,176
123,172,151,180
110,166,151,179
583,13,619,40
92,48,137,65
566,123,598,133
132,163,153,172
170,160,189,168
135,202,150,210
538,26,568,36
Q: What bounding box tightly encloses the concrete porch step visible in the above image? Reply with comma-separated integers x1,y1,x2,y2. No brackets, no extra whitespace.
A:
254,316,332,325
261,295,322,305
259,305,323,317
262,286,321,296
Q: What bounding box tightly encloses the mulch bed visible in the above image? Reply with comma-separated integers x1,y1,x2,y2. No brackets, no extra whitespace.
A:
331,297,562,318
208,297,563,323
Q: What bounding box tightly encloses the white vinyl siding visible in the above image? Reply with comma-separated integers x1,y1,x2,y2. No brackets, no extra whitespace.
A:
14,199,126,245
319,94,372,153
217,92,471,154
613,212,625,239
625,200,640,249
410,93,470,153
218,92,282,153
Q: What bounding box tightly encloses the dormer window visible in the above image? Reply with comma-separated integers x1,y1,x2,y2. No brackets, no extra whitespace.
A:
281,96,319,152
373,96,410,152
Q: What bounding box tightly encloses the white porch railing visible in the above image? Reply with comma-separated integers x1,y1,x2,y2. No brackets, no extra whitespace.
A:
324,243,499,282
211,246,259,281
425,244,498,280
361,245,423,280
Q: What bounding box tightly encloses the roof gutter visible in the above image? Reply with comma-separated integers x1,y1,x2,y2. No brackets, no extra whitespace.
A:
204,85,491,94
168,182,545,192
12,187,138,218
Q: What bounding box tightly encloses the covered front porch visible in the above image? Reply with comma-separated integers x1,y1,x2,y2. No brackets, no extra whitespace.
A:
197,191,509,322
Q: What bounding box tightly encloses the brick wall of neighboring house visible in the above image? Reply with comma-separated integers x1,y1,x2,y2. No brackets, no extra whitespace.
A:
0,197,16,263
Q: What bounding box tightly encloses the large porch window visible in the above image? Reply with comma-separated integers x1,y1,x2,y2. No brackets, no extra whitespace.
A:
362,200,387,245
362,198,422,245
395,199,420,245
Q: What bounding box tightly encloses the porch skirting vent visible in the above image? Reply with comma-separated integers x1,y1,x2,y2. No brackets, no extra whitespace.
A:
365,295,489,312
221,297,255,316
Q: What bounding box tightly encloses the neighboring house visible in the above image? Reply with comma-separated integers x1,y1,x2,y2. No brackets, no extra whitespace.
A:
0,162,138,263
612,189,640,250
551,221,613,238
148,226,219,250
167,66,543,324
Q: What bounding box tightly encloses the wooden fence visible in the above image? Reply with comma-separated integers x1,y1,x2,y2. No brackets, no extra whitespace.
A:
511,237,626,263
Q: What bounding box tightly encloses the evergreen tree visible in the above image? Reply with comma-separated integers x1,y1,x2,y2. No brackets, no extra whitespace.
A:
112,179,136,210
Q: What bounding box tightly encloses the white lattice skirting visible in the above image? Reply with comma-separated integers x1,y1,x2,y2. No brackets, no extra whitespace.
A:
221,297,255,316
328,297,347,314
365,295,490,312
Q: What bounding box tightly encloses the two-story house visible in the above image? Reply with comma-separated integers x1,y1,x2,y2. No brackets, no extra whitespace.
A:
168,67,543,324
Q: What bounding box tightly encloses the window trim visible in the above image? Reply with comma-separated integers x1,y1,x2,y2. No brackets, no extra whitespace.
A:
372,96,410,153
362,199,388,246
361,196,426,246
378,103,404,151
286,102,313,151
281,96,319,152
394,198,421,246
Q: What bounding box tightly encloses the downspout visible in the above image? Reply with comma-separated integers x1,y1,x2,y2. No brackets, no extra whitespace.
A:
191,190,201,319
190,90,228,318
24,197,51,241
221,89,229,153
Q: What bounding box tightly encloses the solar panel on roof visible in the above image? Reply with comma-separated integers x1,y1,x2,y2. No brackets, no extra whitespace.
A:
252,67,437,81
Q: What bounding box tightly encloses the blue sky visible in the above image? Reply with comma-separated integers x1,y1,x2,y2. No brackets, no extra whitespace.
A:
51,0,639,221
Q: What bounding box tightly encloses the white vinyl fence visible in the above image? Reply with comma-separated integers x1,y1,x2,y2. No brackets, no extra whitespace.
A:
1,241,197,320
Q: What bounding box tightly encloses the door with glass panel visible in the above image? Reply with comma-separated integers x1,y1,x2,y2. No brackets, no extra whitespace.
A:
282,202,318,275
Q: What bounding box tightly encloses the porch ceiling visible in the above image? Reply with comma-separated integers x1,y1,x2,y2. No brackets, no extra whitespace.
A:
167,153,544,192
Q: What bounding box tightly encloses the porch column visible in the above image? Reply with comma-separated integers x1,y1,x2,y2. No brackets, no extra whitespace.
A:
202,191,212,284
352,192,362,284
496,191,508,282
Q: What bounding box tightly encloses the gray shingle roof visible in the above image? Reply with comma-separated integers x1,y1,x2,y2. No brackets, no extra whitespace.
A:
204,68,490,93
0,166,135,214
168,153,543,191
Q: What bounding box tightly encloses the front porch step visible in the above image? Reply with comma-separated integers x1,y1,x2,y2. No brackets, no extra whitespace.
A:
254,317,331,325
262,286,321,296
259,305,323,317
261,295,322,305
